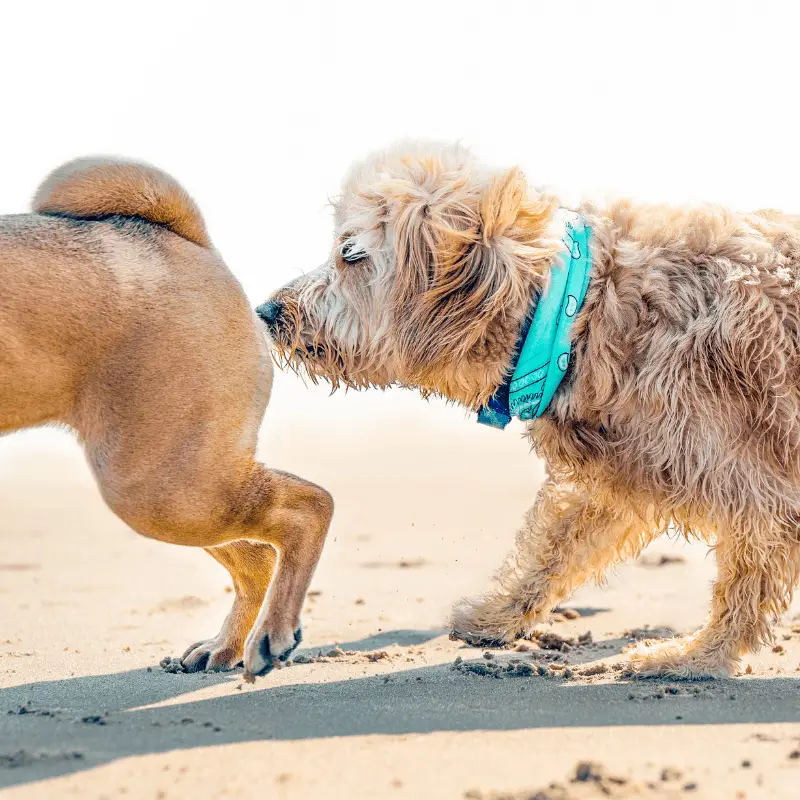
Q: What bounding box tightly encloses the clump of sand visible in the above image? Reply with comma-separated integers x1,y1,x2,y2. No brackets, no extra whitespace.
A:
0,750,84,770
463,760,697,798
531,629,594,652
551,607,582,622
451,655,568,680
578,663,609,677
159,656,186,674
291,647,394,666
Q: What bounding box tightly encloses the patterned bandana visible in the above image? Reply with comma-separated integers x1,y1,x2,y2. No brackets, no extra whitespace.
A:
477,211,592,429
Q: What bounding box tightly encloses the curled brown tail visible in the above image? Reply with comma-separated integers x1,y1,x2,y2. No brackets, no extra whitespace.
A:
32,157,210,248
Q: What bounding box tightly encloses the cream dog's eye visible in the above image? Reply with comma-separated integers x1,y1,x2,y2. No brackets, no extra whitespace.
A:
340,241,367,264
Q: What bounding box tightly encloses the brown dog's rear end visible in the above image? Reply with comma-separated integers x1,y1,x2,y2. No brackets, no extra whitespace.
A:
0,159,332,677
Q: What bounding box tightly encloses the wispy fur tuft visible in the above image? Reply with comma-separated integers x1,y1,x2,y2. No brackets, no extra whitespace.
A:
33,157,211,248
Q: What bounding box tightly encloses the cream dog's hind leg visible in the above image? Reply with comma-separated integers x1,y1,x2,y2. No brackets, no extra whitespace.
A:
629,517,800,678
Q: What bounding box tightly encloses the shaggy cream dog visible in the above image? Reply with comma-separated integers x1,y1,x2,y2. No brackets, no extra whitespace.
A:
260,141,800,678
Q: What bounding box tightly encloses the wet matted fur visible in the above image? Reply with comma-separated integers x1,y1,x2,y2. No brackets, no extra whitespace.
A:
262,141,800,678
1,158,333,678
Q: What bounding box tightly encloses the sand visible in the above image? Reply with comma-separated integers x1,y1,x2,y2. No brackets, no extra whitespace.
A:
1,381,799,799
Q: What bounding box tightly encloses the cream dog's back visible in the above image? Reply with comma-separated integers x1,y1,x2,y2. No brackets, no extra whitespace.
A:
0,160,333,678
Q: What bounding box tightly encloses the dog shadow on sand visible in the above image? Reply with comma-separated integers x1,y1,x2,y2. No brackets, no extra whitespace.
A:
1,627,798,790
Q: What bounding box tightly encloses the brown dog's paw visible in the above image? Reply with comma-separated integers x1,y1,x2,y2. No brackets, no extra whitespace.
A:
180,639,243,673
242,626,302,680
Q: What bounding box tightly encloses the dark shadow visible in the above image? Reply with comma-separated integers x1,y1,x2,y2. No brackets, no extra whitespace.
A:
452,634,632,667
306,625,627,665
1,648,798,790
303,628,446,653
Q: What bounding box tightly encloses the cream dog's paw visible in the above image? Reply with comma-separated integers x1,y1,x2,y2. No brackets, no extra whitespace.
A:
626,636,733,680
449,593,533,647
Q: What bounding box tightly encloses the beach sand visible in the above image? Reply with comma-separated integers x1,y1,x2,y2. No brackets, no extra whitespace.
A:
1,376,799,799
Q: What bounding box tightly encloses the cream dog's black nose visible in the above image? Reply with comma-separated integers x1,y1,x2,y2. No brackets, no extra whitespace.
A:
256,300,283,327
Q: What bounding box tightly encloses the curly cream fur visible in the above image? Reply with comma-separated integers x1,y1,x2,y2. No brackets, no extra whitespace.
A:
264,142,800,678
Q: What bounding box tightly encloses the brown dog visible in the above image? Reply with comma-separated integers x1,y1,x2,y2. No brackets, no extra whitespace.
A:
261,141,800,678
1,158,332,678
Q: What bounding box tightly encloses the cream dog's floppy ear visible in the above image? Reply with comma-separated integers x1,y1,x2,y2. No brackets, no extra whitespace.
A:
389,161,559,379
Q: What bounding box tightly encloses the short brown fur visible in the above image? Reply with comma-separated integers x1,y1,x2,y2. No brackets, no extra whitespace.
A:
264,141,800,678
2,158,332,678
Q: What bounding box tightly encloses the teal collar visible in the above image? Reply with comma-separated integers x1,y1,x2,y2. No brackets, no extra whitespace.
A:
477,211,592,428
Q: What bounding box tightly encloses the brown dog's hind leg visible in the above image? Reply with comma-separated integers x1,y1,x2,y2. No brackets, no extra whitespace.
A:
181,541,277,672
235,468,333,678
96,457,333,680
629,521,799,679
451,482,656,645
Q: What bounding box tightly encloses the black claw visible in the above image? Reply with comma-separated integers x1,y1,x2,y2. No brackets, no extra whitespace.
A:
252,634,275,677
259,633,272,663
186,650,210,673
253,628,303,677
277,628,302,661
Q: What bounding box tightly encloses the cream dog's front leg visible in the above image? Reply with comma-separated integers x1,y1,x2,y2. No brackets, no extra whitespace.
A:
451,481,656,645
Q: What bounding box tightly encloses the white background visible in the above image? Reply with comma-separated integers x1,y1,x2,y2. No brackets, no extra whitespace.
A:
1,0,798,442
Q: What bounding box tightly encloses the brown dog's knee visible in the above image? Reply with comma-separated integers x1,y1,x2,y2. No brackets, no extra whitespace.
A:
235,467,334,549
